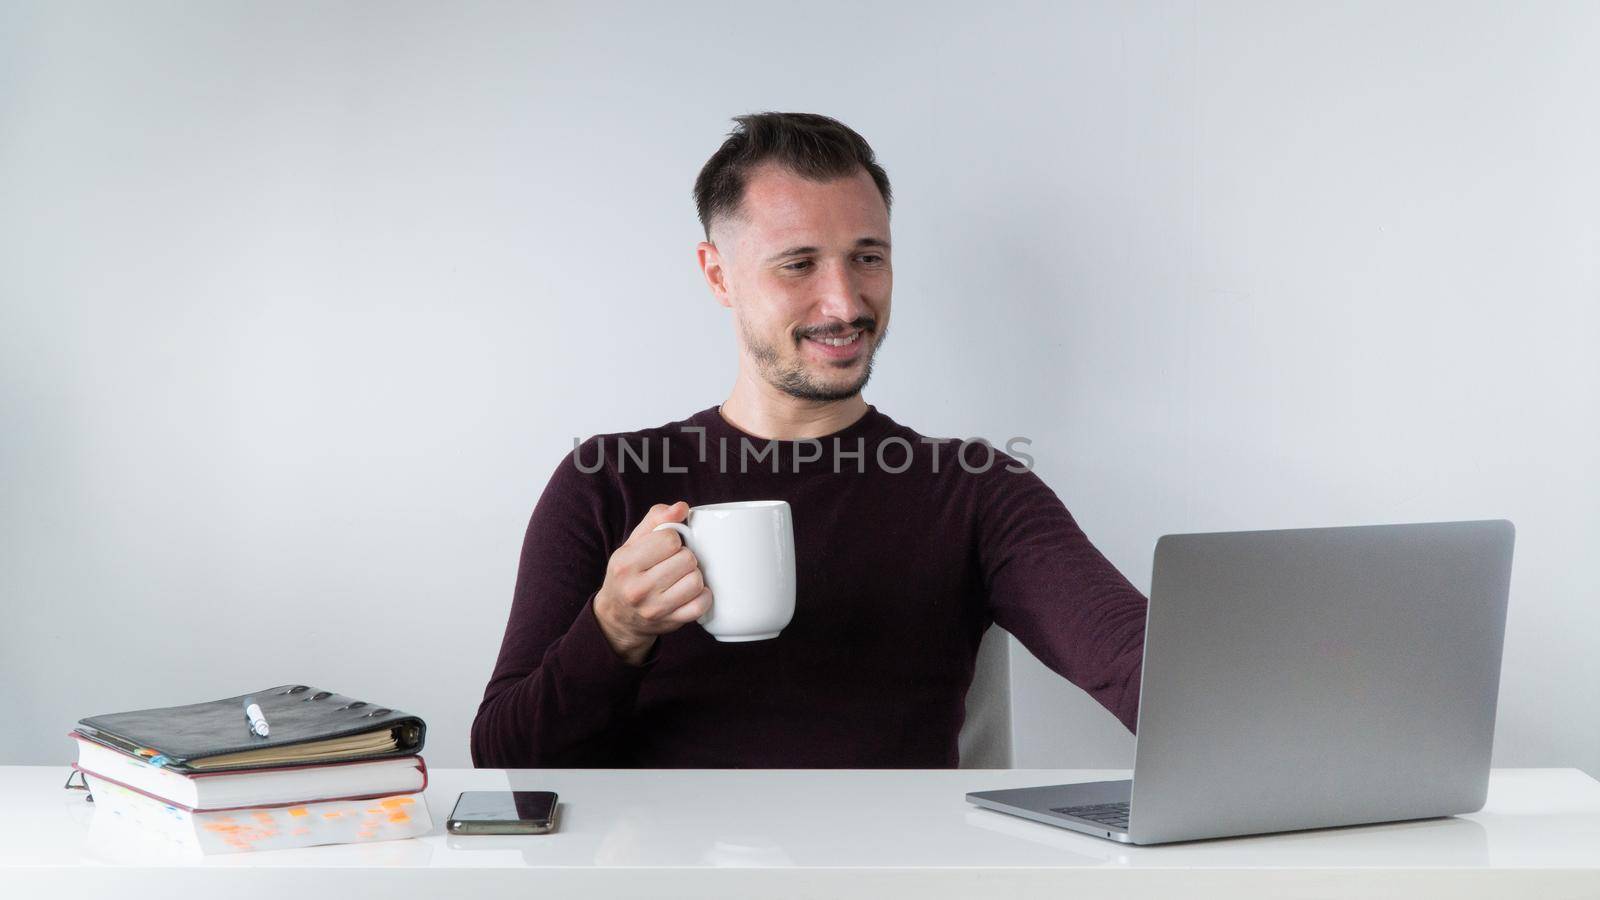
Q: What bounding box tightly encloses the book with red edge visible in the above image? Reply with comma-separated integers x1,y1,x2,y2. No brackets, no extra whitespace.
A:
70,732,429,809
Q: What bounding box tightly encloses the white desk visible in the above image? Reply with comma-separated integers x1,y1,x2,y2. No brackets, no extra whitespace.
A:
4,766,1598,898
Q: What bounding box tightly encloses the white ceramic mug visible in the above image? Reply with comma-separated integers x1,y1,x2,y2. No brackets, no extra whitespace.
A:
652,500,796,642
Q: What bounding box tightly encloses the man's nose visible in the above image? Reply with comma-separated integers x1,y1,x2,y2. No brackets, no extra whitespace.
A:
815,261,870,324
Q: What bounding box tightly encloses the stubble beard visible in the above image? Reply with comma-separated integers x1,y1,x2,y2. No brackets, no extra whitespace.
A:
740,318,888,403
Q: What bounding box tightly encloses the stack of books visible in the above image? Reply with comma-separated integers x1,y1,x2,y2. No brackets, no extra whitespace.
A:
70,685,432,854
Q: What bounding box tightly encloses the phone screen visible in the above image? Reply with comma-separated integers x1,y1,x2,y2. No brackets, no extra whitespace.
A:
452,790,557,823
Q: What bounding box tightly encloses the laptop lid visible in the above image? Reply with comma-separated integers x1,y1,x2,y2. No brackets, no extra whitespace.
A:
1126,519,1514,844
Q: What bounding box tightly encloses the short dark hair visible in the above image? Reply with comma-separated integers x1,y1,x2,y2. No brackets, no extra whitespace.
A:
693,112,892,240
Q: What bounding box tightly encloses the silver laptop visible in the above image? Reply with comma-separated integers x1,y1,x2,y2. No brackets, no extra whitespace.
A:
967,519,1515,845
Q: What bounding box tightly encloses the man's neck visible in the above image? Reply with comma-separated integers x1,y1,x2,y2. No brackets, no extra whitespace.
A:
719,370,869,440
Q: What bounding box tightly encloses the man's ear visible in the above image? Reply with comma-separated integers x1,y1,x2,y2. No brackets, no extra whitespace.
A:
697,240,733,309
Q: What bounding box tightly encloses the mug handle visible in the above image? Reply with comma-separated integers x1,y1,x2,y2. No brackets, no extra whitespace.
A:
650,521,710,628
652,522,692,546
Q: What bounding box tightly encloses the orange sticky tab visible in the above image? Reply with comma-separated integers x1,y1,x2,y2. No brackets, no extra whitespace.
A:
323,812,341,819
388,812,410,823
288,807,309,817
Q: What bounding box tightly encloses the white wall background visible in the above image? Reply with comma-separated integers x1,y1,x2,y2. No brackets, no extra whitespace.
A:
2,0,1595,777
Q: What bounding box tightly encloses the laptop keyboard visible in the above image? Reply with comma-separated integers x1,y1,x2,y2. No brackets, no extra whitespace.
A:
1050,801,1130,829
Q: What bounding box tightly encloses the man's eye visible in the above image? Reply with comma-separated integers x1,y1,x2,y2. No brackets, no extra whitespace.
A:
782,260,812,271
858,254,884,264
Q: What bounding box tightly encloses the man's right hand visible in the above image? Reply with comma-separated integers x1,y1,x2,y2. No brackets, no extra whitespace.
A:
593,501,714,666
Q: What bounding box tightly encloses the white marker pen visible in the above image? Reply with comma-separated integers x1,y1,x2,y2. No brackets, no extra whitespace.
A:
243,697,270,738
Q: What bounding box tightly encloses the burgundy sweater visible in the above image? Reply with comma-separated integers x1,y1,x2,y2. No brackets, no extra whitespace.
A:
470,406,1147,768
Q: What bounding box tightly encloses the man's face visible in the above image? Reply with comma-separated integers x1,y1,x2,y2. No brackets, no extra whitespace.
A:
699,162,892,402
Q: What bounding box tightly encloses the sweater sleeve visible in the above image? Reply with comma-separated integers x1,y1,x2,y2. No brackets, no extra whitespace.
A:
976,463,1148,733
470,442,660,767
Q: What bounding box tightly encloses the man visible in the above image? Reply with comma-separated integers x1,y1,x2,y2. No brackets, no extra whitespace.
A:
471,112,1147,768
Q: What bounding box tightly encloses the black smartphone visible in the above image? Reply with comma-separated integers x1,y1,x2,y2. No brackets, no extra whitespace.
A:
447,790,559,834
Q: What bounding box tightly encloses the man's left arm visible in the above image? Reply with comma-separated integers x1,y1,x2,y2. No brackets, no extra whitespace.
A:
976,464,1148,733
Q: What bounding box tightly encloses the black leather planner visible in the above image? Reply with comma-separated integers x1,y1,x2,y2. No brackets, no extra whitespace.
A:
74,684,426,773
